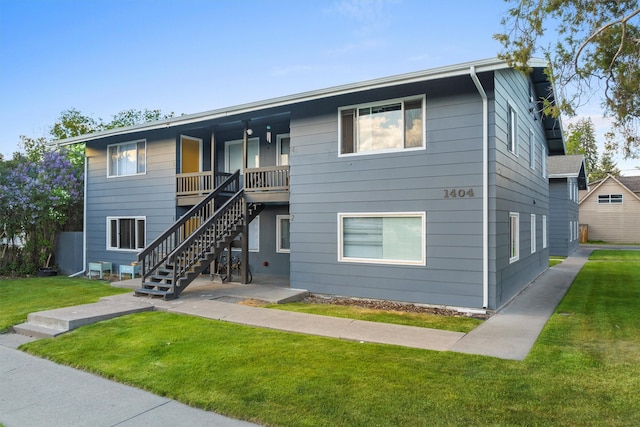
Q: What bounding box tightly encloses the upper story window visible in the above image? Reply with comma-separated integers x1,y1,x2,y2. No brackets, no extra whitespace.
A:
339,96,425,156
507,104,518,155
108,140,146,177
598,194,623,204
529,129,535,169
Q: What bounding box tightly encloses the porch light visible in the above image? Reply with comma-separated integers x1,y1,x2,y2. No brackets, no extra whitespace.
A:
246,128,253,136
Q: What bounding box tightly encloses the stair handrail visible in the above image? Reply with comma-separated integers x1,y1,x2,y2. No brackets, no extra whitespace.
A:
138,170,240,277
168,190,246,280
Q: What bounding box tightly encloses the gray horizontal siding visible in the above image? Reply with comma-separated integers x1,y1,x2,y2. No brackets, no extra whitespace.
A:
85,130,176,273
491,69,550,307
289,79,486,308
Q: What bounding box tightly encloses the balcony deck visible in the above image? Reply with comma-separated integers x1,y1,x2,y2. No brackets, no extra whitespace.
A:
176,166,289,206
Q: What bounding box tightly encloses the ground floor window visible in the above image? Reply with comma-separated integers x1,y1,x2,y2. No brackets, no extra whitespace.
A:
276,215,290,253
531,214,536,254
107,217,145,251
338,212,426,265
249,216,260,252
542,215,547,249
509,212,519,263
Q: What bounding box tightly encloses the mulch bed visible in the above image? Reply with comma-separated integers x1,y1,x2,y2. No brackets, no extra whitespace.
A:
302,295,491,320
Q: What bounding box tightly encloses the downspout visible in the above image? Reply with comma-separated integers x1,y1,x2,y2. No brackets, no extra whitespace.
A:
470,66,489,309
70,155,88,277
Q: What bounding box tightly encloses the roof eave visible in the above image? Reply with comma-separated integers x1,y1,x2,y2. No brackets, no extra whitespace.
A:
55,57,553,146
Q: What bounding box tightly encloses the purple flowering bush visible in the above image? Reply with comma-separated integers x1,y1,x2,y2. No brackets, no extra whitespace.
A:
0,149,83,275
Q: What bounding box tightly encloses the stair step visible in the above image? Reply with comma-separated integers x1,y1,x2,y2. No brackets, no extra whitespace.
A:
142,282,173,290
134,288,173,298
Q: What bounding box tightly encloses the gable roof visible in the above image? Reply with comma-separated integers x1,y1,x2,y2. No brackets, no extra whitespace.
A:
617,176,640,194
579,174,640,204
55,57,563,153
548,154,588,190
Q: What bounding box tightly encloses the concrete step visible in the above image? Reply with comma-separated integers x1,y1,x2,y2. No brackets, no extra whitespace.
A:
13,322,66,339
14,299,154,338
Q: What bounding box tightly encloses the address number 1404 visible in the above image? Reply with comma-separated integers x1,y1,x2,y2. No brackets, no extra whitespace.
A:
444,188,475,198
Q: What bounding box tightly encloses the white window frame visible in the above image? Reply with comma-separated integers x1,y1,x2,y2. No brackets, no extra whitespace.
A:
107,139,146,177
224,138,260,173
509,212,520,263
529,129,535,169
338,95,426,157
106,216,146,251
569,220,574,241
276,215,290,253
541,141,547,178
338,212,426,266
276,133,290,166
507,103,518,155
531,214,536,253
542,215,547,249
597,194,623,204
249,216,260,252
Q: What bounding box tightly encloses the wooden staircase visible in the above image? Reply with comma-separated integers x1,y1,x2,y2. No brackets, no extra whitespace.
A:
135,171,263,300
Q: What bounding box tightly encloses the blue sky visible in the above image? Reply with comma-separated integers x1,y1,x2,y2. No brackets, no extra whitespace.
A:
1,0,637,174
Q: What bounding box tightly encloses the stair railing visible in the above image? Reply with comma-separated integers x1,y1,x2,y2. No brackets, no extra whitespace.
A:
138,170,239,280
168,190,246,282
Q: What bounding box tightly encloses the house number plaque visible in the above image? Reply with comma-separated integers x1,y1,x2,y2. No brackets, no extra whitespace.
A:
443,188,475,198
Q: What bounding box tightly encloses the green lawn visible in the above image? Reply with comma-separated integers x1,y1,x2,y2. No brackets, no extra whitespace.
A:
15,252,640,426
549,256,565,267
589,249,640,261
0,276,130,333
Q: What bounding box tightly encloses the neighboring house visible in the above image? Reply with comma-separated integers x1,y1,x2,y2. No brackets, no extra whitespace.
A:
60,57,567,311
547,155,588,256
578,175,640,243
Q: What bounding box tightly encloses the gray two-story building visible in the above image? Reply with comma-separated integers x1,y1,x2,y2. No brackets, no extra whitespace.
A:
62,57,566,311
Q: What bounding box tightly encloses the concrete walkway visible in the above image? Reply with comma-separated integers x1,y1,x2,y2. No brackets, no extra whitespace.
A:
1,248,598,426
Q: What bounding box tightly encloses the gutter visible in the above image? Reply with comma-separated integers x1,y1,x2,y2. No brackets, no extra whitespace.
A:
70,157,88,278
470,66,490,309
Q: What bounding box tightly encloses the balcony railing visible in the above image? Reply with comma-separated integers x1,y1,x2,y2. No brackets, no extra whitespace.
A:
176,171,233,197
245,166,290,193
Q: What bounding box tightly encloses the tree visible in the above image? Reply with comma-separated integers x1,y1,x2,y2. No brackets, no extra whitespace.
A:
565,117,621,181
0,147,83,273
495,1,640,158
566,118,599,174
1,107,174,275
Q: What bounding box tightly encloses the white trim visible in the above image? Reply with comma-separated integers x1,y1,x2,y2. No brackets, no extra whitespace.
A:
106,139,146,178
531,214,536,253
276,133,290,166
337,212,426,266
338,95,426,157
509,212,520,263
224,137,259,173
529,128,535,170
507,102,518,156
249,215,260,252
542,215,547,249
276,215,290,253
179,135,203,173
106,216,146,252
541,141,547,178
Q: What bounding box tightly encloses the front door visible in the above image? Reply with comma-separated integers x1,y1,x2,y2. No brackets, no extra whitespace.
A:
181,135,202,173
